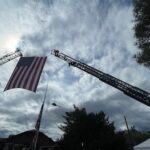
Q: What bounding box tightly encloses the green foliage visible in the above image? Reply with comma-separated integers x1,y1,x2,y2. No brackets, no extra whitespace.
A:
133,0,150,66
59,106,128,150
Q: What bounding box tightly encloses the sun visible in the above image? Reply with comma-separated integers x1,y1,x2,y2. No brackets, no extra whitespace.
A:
5,35,20,51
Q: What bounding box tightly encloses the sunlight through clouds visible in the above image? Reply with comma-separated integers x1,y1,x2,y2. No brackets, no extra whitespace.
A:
4,35,20,51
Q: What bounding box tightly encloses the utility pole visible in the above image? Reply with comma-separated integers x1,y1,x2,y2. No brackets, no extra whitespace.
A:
124,116,134,150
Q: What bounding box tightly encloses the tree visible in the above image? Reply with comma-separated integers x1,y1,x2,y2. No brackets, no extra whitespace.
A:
59,106,128,150
133,0,150,66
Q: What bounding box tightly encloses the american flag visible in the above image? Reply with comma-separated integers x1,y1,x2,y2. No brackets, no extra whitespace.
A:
4,57,47,92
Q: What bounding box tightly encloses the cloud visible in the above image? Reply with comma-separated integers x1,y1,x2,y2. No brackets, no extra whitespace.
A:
0,0,150,140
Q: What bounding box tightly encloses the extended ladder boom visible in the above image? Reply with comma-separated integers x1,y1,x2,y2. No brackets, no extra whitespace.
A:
51,49,150,107
0,48,22,65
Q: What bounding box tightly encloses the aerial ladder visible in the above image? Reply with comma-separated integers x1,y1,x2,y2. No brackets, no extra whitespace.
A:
51,49,150,107
0,48,22,65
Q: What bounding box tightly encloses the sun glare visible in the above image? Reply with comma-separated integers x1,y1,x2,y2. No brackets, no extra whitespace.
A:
5,36,20,51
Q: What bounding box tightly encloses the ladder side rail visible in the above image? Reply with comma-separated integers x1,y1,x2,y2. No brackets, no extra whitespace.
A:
53,51,132,89
75,62,148,95
56,50,149,96
76,62,150,99
0,50,20,59
0,50,22,65
72,61,146,94
72,62,150,106
52,50,149,96
74,62,145,94
51,50,150,106
55,51,148,95
0,51,15,60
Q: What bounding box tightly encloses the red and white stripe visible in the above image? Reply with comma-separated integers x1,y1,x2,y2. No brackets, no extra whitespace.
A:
4,57,47,92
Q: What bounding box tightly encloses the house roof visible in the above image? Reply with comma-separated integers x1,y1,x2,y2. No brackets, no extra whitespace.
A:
7,130,54,146
0,138,6,142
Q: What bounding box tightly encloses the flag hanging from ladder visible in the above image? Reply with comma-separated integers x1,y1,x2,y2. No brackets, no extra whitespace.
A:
4,57,47,92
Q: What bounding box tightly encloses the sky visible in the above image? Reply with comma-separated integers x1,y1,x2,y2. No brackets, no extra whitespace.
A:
0,0,150,140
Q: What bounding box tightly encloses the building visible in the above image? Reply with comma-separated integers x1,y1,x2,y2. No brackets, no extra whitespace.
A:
1,130,60,150
0,138,6,150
